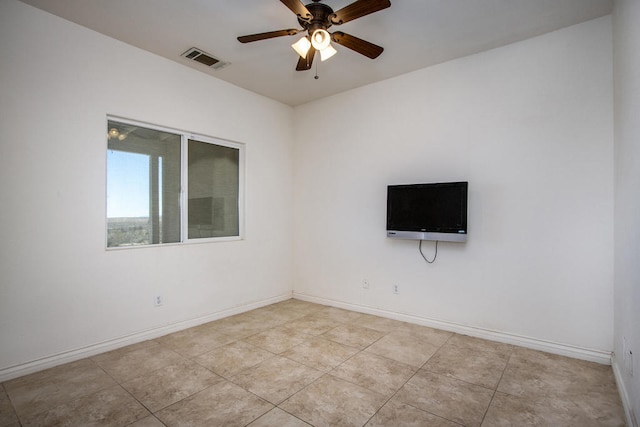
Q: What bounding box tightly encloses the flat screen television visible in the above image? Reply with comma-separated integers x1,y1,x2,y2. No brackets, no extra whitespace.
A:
386,181,468,242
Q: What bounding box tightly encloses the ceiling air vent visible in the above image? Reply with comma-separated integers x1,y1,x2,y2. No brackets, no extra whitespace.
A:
182,48,228,70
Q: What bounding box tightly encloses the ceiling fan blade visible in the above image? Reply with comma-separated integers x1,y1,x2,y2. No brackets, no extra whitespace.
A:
280,0,312,20
237,29,300,43
330,0,391,25
331,31,383,59
296,46,316,71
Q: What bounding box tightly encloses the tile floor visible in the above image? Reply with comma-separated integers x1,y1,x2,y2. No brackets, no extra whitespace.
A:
0,299,626,426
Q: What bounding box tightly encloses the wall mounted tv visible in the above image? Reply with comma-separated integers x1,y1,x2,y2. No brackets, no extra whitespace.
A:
386,181,468,242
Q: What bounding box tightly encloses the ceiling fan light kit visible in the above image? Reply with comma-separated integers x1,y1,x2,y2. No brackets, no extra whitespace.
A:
319,43,337,61
238,0,391,71
292,36,312,58
292,29,336,62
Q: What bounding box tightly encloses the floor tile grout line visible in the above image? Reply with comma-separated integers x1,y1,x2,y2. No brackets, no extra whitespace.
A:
347,329,455,427
95,357,175,423
368,330,466,426
2,380,23,427
237,389,275,426
9,360,125,426
362,330,492,427
117,382,157,421
359,360,461,427
249,312,403,426
478,347,516,426
97,335,246,422
256,407,311,427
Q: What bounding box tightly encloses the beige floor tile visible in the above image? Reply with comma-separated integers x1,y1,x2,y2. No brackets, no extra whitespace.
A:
156,380,273,427
248,407,312,427
446,333,514,356
209,312,277,338
21,385,149,426
423,343,509,389
128,415,167,427
395,370,494,427
283,315,344,336
242,310,298,330
320,324,385,349
499,348,617,399
122,359,222,412
4,359,117,420
393,323,454,347
92,344,186,383
568,385,627,426
481,391,608,426
313,306,366,323
244,326,311,354
498,361,578,398
194,340,274,377
157,325,236,357
350,313,405,333
509,347,615,385
364,331,441,367
230,356,323,404
330,352,417,397
0,385,19,426
280,374,387,427
282,337,359,372
245,306,308,325
365,398,460,427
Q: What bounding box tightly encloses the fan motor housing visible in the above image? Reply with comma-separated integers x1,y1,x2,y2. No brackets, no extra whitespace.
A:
298,2,334,33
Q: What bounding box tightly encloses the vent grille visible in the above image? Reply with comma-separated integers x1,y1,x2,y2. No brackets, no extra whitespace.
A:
182,48,228,70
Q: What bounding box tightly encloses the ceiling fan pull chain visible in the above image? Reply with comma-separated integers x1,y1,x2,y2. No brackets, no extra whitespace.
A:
314,58,319,79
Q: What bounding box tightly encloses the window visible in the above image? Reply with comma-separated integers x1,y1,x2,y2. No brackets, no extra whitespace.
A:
106,118,243,248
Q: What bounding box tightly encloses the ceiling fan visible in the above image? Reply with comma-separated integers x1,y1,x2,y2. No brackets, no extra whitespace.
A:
238,0,391,71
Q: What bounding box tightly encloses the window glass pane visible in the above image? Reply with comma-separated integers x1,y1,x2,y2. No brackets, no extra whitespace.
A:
107,120,181,247
188,139,239,239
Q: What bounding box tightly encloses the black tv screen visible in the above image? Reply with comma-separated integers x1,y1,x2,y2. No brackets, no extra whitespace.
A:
386,181,468,242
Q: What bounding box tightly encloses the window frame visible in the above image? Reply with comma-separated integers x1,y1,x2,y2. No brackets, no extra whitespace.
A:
105,116,245,249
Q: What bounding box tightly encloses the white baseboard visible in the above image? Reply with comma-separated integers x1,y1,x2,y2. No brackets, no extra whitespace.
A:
0,293,292,383
293,292,613,365
612,353,638,427
2,291,614,384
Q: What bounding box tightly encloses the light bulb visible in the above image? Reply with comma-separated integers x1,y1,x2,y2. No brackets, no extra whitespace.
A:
108,128,119,139
311,29,331,50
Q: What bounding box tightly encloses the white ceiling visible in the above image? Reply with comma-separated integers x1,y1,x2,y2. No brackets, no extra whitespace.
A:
19,0,613,106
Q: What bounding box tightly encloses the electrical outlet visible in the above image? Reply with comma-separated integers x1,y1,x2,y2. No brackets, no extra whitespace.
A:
362,279,370,289
393,284,399,294
154,295,164,306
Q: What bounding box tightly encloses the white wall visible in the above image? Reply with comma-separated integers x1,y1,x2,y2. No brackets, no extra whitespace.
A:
293,17,614,356
613,0,640,424
0,0,294,377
